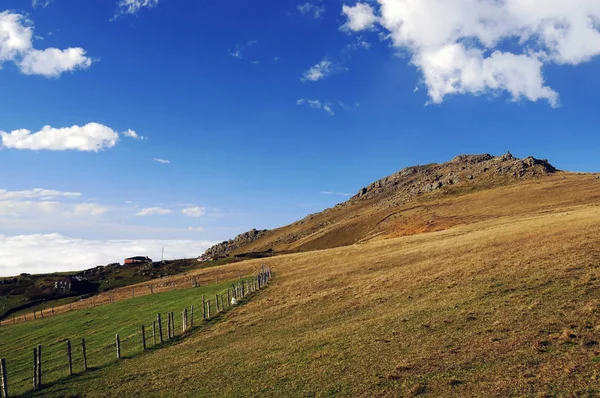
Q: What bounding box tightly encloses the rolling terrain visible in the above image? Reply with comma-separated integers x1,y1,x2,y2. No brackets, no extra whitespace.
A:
5,154,598,397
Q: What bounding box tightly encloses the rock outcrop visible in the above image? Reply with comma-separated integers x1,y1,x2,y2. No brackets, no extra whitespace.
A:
200,228,270,260
351,153,556,203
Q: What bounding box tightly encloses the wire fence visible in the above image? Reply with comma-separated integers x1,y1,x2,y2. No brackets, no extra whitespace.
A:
0,266,272,398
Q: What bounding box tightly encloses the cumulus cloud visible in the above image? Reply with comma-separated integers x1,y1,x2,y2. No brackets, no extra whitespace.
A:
341,0,600,106
298,3,326,19
19,47,92,77
136,207,173,216
181,206,206,217
113,0,159,20
0,123,122,152
0,11,92,77
341,3,378,31
301,59,348,82
0,234,217,276
153,158,170,164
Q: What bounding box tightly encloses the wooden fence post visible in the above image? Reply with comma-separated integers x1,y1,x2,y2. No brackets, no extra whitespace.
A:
152,321,157,345
171,312,175,336
37,344,42,387
215,294,219,313
182,309,187,333
202,296,206,320
82,339,87,371
0,358,8,398
157,314,163,343
227,289,231,307
167,313,172,339
206,300,211,319
141,325,146,350
190,305,194,327
116,334,121,359
67,340,72,376
33,347,38,389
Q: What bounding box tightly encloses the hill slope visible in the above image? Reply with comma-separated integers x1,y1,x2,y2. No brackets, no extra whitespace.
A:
30,171,600,397
201,153,561,258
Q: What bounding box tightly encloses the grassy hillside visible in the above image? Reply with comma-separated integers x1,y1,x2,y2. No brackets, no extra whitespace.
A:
0,257,244,319
10,172,600,397
0,273,262,397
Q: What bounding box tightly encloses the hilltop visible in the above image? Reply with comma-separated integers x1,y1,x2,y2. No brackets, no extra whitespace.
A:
201,153,558,259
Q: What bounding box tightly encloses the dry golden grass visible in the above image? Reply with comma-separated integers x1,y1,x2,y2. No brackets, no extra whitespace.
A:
28,174,600,397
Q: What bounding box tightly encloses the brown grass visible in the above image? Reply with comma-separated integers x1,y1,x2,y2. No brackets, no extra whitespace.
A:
28,174,600,397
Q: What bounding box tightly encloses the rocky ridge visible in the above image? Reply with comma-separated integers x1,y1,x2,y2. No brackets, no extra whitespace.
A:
200,228,270,260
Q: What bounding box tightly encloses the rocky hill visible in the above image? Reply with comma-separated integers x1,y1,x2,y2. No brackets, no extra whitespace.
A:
200,229,270,260
201,153,558,258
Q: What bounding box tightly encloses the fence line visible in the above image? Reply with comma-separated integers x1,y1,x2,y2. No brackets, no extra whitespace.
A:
0,268,252,328
0,265,272,397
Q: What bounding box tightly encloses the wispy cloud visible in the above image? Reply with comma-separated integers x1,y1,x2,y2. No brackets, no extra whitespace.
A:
122,129,146,140
297,99,358,116
181,206,206,217
135,207,173,216
112,0,159,20
0,188,81,201
153,158,170,164
32,0,53,8
319,191,352,196
228,40,258,59
301,59,347,82
296,99,334,116
297,2,326,19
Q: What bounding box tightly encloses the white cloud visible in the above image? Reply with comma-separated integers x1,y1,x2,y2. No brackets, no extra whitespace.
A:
301,59,347,82
113,0,159,20
153,158,170,164
0,123,121,152
0,188,81,201
32,0,54,8
297,98,335,115
0,11,92,77
341,3,378,32
182,206,206,217
0,233,217,276
298,3,326,19
341,0,600,105
19,47,92,77
72,203,108,217
122,129,145,140
228,40,257,59
136,207,173,216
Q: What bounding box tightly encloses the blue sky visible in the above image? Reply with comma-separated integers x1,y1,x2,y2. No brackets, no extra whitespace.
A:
1,0,599,275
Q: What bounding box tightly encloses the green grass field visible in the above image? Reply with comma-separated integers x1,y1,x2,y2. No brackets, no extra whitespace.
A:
0,277,251,397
